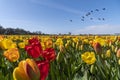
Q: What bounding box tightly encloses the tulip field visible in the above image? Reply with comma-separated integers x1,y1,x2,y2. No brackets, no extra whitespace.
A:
0,35,120,80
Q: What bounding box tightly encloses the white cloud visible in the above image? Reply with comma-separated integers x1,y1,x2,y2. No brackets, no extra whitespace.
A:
73,24,120,34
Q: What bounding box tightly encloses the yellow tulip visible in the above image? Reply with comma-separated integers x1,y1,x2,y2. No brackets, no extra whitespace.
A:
81,52,96,65
41,38,53,50
11,43,17,49
18,42,25,48
23,39,29,45
55,38,63,46
73,37,79,43
0,39,16,50
13,61,30,80
45,39,53,49
83,39,89,44
13,59,40,80
3,48,19,62
105,49,111,58
41,42,46,50
94,38,106,46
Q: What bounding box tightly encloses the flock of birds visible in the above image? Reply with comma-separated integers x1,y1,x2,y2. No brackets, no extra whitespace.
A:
69,8,106,22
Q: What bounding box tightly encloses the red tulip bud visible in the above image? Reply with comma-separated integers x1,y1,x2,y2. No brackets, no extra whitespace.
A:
93,42,102,54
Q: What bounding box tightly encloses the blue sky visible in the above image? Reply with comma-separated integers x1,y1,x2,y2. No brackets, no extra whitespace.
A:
0,0,120,34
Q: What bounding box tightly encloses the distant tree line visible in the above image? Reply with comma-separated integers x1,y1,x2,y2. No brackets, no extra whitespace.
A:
0,25,43,35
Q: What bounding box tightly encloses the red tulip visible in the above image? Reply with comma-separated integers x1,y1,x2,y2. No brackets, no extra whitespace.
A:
36,60,49,80
25,38,42,58
42,48,56,61
29,37,40,44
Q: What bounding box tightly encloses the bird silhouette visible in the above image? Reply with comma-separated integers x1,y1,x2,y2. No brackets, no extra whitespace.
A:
87,12,91,15
95,9,99,11
102,8,106,10
86,14,88,16
98,18,101,20
102,18,105,20
79,8,106,22
82,16,85,18
81,19,84,21
90,18,93,20
69,20,72,22
91,10,93,13
85,12,91,16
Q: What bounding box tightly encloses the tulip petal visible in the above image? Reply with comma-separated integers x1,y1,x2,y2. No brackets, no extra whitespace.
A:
36,61,49,80
26,59,40,80
13,61,30,80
